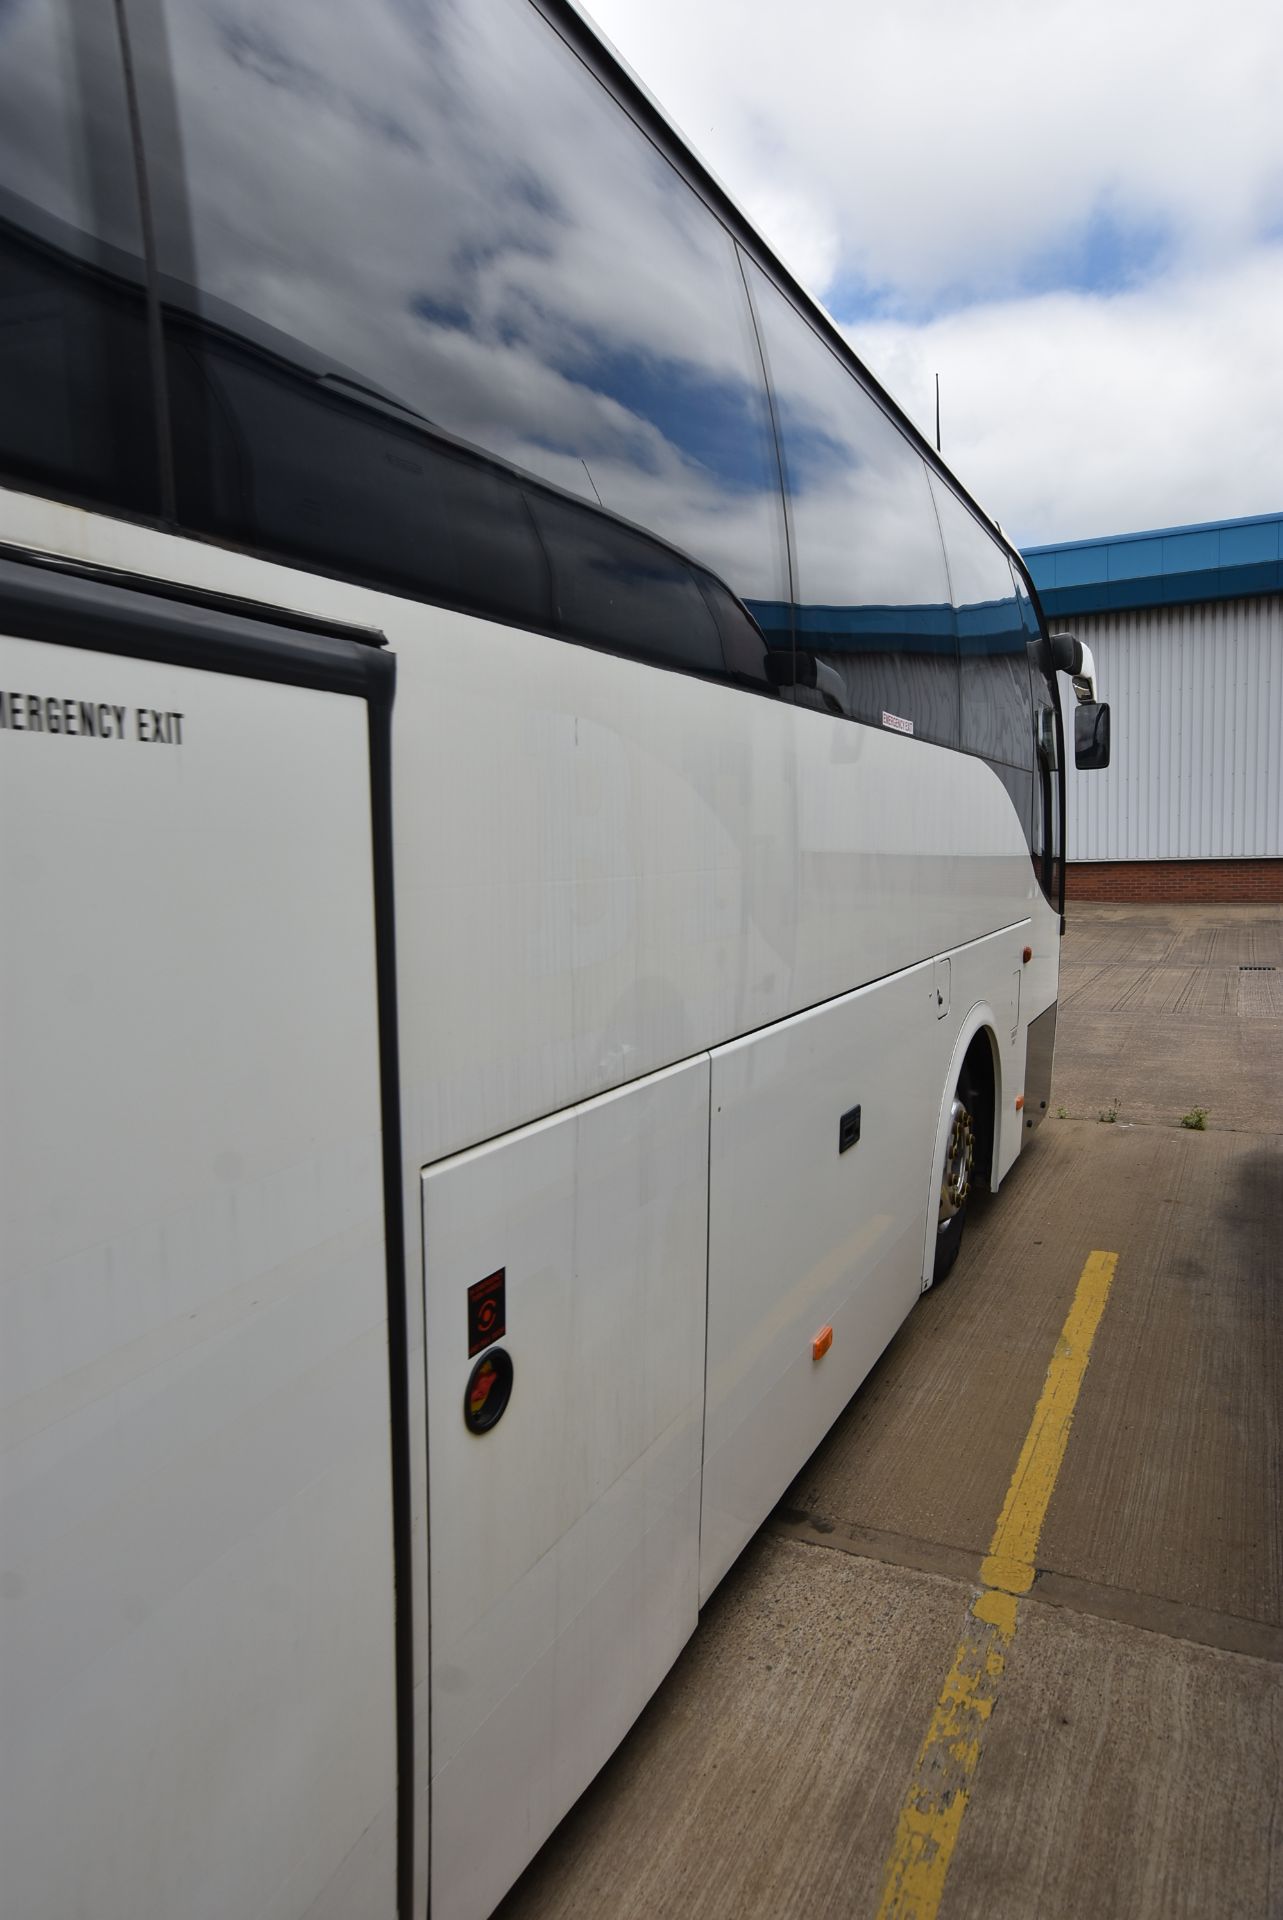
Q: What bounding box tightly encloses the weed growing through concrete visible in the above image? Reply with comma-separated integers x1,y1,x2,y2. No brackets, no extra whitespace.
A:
1057,1106,1068,1119
1181,1106,1209,1130
1098,1098,1121,1123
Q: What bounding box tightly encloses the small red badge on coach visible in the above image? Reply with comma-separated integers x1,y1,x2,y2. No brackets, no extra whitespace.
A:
468,1268,506,1357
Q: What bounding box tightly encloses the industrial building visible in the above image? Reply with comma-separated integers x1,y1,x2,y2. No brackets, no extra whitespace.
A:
1025,512,1283,901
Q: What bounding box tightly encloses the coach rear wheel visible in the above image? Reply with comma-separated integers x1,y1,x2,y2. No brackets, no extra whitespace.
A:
933,1071,978,1285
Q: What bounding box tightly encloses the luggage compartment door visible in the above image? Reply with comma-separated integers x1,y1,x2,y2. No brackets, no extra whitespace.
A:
422,1058,709,1920
701,962,939,1601
1,573,400,1920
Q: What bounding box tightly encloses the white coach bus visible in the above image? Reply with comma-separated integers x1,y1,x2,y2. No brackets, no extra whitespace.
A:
0,1,1109,1916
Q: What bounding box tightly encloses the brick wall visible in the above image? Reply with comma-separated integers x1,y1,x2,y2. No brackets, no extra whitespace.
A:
1066,860,1283,903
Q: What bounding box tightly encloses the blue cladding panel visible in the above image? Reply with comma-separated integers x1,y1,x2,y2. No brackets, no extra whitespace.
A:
1220,520,1280,565
1162,530,1217,573
1025,511,1283,615
1055,546,1102,587
1109,537,1163,580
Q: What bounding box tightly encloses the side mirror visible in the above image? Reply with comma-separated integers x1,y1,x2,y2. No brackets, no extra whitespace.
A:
1074,700,1111,771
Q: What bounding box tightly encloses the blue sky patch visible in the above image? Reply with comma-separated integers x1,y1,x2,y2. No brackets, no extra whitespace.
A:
1022,204,1171,298
826,204,1172,326
553,339,779,493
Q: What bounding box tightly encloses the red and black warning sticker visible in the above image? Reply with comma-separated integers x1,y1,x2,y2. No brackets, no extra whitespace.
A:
467,1267,506,1357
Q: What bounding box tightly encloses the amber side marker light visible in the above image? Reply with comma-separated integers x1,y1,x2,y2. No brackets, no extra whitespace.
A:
812,1325,834,1362
1015,1095,1025,1111
1023,945,1033,963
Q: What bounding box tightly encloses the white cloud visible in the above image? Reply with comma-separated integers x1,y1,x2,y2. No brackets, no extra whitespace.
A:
853,246,1283,544
585,0,1283,539
587,0,1283,293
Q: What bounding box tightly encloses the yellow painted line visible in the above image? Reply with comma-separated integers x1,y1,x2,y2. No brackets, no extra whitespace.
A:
981,1250,1119,1596
875,1251,1119,1920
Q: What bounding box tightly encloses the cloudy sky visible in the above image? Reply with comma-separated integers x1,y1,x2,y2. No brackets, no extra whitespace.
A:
584,0,1283,549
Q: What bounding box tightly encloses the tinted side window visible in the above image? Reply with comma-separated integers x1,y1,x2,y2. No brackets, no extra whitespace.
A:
148,0,790,688
0,0,158,514
930,478,1032,769
746,263,957,744
163,329,554,626
527,491,722,673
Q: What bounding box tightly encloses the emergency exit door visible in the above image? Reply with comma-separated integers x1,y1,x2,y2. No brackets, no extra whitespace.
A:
0,559,403,1920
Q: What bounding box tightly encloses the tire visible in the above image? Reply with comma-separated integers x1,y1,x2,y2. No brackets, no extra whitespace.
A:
932,1067,979,1285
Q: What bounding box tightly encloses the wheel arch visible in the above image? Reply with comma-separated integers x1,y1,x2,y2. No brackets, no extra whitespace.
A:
920,1005,1004,1293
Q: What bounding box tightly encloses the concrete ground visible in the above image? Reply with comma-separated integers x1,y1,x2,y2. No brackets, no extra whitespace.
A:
498,905,1283,1920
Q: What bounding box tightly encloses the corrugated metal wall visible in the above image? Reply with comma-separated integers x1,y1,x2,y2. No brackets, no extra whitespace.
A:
1055,594,1283,861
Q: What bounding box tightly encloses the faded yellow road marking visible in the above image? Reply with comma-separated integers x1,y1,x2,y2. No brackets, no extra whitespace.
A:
981,1250,1119,1597
875,1250,1119,1920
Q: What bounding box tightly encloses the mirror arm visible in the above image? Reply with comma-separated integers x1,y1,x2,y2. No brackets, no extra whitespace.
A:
1070,640,1098,704
1049,630,1099,703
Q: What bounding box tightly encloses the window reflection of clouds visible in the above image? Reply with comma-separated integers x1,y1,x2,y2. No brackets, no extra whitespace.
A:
0,1,82,227
747,263,951,613
0,0,140,249
930,475,1031,768
161,0,787,604
0,0,156,513
746,264,972,745
929,475,1014,610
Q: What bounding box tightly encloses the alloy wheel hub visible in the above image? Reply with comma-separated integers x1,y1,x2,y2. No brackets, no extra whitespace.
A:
939,1096,975,1223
